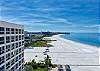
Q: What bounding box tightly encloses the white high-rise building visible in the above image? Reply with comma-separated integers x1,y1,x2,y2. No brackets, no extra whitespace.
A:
0,21,24,71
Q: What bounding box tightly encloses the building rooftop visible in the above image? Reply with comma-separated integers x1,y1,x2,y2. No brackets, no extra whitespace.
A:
0,21,24,29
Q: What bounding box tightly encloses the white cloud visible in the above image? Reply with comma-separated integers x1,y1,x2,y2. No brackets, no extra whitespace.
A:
83,25,100,28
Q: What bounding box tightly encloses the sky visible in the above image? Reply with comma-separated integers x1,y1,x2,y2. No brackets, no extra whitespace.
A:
0,0,100,32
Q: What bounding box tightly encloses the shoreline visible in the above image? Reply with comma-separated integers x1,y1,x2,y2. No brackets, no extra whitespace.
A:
52,34,98,48
50,35,99,70
49,35,99,55
59,33,99,47
24,35,99,71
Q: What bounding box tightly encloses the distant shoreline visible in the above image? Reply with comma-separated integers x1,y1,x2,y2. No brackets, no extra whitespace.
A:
51,35,98,48
59,33,99,47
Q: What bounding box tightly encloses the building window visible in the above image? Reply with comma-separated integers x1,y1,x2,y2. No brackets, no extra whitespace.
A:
22,41,24,45
11,28,14,34
22,47,24,52
22,64,24,70
0,65,5,71
15,43,18,48
19,54,21,60
11,43,15,50
6,28,10,34
11,67,14,71
11,51,15,58
6,62,10,69
16,29,18,34
22,29,24,34
0,56,5,65
19,29,21,34
19,67,21,71
0,37,4,44
19,35,21,40
19,48,22,53
11,36,15,42
15,56,18,62
6,36,10,43
19,61,21,66
6,53,10,61
15,49,18,55
22,35,24,40
22,58,24,64
15,63,18,69
6,45,10,52
11,59,15,65
16,36,18,41
0,27,4,34
19,42,21,47
0,46,5,54
22,52,24,57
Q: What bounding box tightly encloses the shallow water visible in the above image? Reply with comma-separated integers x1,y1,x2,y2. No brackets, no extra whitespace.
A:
61,33,100,47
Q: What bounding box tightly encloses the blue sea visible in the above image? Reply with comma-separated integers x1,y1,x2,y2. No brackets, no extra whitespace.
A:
61,33,100,47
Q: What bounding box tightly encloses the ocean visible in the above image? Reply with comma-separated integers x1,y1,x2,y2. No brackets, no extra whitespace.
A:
61,33,100,47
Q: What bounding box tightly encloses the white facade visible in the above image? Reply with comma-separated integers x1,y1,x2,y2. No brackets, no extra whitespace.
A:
0,21,24,71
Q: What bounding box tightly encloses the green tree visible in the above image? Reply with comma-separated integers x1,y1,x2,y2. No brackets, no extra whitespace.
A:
44,55,52,67
31,59,38,69
24,65,33,71
37,61,46,68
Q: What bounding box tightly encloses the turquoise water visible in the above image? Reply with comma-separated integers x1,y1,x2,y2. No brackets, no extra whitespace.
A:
61,33,100,47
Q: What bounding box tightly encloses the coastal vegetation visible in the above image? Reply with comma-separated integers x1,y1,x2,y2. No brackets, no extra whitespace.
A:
25,41,53,47
25,34,53,47
24,55,57,71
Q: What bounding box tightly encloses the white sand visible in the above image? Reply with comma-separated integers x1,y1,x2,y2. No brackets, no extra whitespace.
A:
24,35,100,71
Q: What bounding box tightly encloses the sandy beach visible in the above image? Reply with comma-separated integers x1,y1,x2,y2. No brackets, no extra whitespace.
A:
24,35,100,71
